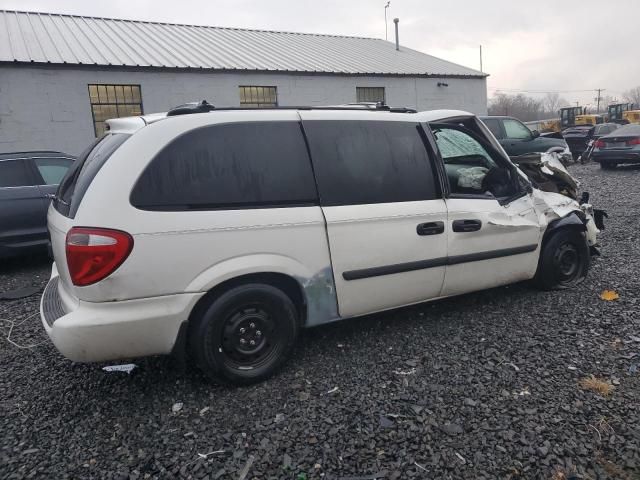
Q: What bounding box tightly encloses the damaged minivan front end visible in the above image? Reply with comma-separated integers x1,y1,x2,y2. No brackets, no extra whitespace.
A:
422,111,604,257
512,151,605,253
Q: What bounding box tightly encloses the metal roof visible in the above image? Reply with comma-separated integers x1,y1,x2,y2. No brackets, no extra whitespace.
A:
0,10,486,77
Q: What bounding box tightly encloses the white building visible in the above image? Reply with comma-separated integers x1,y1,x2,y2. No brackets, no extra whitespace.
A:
0,10,487,155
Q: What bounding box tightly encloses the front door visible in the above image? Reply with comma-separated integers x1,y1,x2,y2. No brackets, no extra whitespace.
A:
502,118,536,156
430,124,542,297
301,114,448,318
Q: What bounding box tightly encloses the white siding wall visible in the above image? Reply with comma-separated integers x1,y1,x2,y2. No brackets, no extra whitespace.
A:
0,66,487,155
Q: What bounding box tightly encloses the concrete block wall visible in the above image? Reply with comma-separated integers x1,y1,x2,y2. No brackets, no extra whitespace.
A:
0,66,487,155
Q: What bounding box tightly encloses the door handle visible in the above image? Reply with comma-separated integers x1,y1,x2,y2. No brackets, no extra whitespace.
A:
416,221,444,236
452,219,482,232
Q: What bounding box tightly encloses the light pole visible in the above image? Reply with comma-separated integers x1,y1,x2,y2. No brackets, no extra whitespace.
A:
384,1,391,41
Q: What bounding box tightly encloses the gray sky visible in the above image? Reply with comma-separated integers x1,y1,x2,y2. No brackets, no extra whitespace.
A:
3,0,639,107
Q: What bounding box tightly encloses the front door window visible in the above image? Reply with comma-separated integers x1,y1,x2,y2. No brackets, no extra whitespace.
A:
433,126,519,199
503,119,532,140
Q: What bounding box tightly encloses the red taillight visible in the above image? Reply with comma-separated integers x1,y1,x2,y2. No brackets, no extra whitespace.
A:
627,138,640,146
66,227,133,286
594,140,606,148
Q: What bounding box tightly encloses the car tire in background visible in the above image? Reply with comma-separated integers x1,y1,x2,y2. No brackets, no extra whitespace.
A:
189,283,299,385
534,229,590,290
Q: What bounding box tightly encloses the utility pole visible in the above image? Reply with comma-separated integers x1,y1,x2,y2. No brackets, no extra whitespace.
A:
595,88,605,113
384,1,390,41
479,45,483,73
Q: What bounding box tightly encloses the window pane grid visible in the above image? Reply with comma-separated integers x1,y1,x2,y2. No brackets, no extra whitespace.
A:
88,84,143,137
239,86,278,108
356,87,385,103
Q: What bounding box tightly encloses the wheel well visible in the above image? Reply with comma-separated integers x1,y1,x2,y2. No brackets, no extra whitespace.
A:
543,212,586,242
187,272,307,329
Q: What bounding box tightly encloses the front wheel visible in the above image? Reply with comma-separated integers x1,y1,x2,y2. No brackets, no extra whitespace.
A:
600,162,617,170
534,229,590,290
189,284,299,385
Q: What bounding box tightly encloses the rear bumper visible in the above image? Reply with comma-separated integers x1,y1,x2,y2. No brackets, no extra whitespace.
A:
40,273,202,362
593,150,640,164
565,138,589,154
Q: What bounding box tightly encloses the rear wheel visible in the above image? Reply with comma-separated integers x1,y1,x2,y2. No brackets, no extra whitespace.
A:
600,161,617,170
190,284,299,384
534,229,590,290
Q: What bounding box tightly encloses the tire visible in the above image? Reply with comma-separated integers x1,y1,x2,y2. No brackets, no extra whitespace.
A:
189,283,299,385
534,229,590,290
600,162,617,170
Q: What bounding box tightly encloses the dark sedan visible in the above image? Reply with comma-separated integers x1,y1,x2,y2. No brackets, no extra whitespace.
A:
0,151,75,258
592,124,640,169
563,123,619,160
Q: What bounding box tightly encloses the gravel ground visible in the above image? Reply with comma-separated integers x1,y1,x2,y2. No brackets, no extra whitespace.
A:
1,162,640,480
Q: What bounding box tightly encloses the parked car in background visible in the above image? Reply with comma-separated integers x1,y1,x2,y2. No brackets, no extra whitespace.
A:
480,115,571,161
563,123,619,160
0,151,75,258
40,104,601,385
592,124,640,169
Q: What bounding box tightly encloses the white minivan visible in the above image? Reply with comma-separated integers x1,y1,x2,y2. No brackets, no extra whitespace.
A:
41,103,601,384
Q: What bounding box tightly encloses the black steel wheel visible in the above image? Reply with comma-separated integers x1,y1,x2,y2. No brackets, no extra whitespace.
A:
221,304,282,369
190,283,299,384
534,229,590,290
552,241,580,284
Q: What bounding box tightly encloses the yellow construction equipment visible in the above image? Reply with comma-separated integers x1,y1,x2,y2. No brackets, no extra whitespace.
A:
575,114,605,126
559,106,584,128
524,118,561,133
608,103,631,123
623,110,640,124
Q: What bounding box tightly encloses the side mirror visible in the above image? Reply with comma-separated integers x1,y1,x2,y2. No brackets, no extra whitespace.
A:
531,130,540,139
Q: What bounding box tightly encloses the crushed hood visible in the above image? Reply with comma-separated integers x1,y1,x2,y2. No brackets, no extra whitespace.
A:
511,152,579,200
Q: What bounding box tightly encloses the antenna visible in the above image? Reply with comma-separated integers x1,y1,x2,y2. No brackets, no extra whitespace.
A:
384,1,391,41
479,45,483,73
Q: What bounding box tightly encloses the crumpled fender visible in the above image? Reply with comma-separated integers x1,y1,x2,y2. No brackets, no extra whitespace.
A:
546,211,587,234
532,189,599,247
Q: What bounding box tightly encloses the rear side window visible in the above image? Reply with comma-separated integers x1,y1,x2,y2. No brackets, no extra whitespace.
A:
303,121,437,206
55,133,129,217
131,122,317,210
0,160,34,187
34,158,73,185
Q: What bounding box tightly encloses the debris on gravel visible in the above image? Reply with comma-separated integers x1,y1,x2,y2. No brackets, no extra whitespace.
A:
1,163,640,479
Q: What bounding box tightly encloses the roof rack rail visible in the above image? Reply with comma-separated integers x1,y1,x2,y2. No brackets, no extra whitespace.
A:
166,100,416,116
167,100,216,116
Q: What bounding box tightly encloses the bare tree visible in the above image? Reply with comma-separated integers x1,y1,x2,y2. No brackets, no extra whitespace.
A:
488,93,545,121
544,93,561,115
542,93,570,116
623,86,640,108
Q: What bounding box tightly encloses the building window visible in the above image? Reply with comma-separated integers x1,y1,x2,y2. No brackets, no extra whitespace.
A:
356,87,385,104
239,86,278,108
88,84,143,137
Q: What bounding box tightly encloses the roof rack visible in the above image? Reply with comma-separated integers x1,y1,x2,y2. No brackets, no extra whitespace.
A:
167,100,216,116
166,100,416,116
